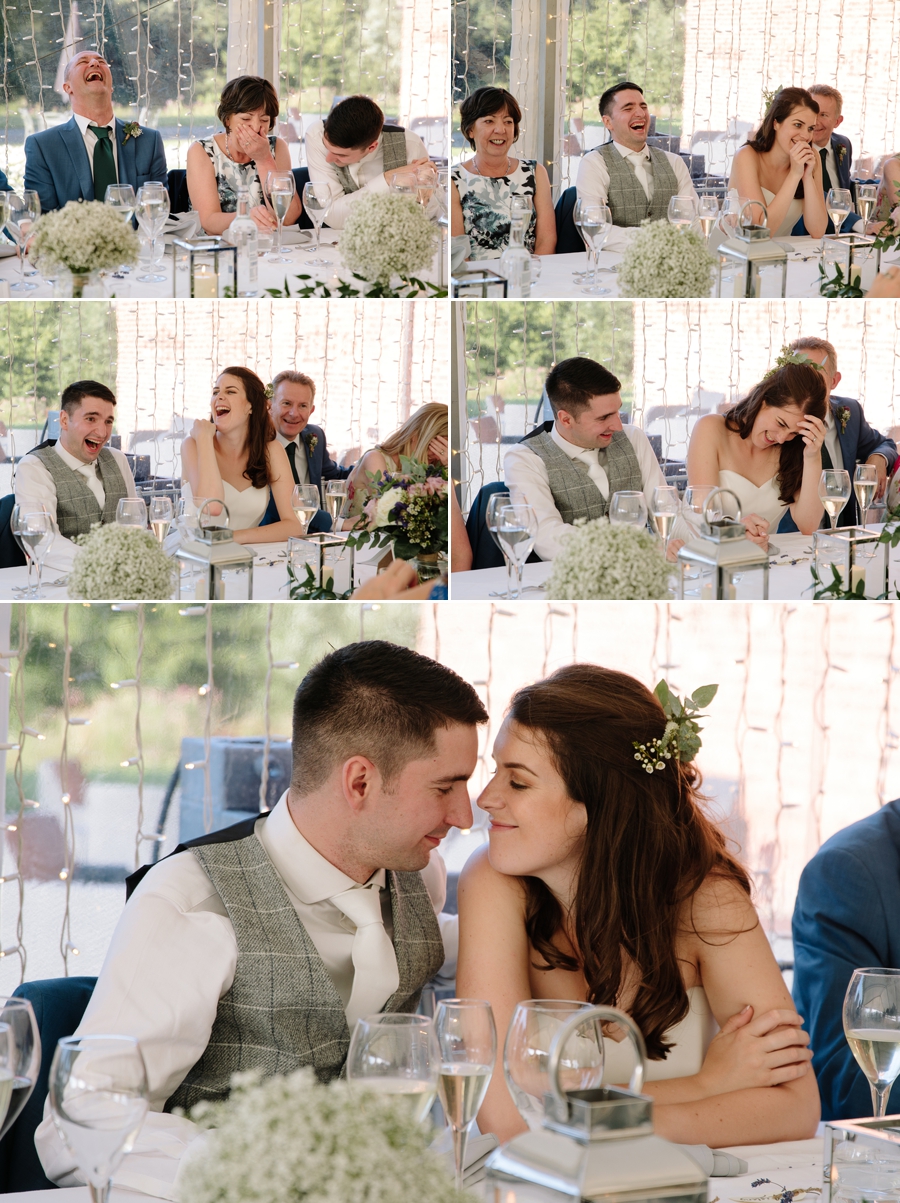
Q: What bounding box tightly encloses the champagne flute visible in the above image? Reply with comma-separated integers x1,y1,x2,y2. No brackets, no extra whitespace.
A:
116,497,148,528
826,187,852,236
667,195,697,231
302,181,332,266
819,468,852,531
651,485,680,551
7,192,40,291
609,490,649,530
434,999,496,1193
49,1034,149,1203
485,490,513,598
854,464,878,529
497,503,538,601
148,495,174,543
504,1000,602,1131
20,511,53,598
697,193,720,239
323,479,349,527
134,184,169,283
843,968,900,1118
0,998,40,1141
265,170,295,263
291,483,320,533
857,183,878,228
346,1013,439,1123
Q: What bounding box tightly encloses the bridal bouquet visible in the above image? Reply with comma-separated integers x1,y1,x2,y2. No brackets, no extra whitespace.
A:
69,524,174,600
346,457,448,562
29,200,139,289
618,218,715,298
340,193,439,285
546,519,672,600
177,1067,467,1203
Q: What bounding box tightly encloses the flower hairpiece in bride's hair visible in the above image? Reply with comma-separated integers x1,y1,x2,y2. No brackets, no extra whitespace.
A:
632,681,719,774
264,383,274,399
762,346,828,381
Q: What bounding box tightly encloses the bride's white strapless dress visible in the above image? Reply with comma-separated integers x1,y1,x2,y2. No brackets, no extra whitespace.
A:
183,480,270,530
718,469,786,532
760,186,803,239
602,985,716,1082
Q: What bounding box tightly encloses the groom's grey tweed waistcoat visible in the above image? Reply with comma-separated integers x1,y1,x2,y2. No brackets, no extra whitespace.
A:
163,830,444,1112
598,143,679,228
525,428,643,524
29,446,128,539
334,128,408,194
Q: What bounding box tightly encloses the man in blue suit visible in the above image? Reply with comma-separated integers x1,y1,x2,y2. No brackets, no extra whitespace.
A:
792,801,900,1120
777,336,896,533
0,170,9,191
24,51,166,213
791,85,861,236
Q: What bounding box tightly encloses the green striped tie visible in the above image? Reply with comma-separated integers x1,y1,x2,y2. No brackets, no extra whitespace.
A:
90,124,118,201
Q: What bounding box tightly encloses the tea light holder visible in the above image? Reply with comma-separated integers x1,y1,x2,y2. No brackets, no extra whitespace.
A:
821,233,881,293
676,488,770,600
451,269,508,298
171,238,237,298
290,532,356,594
813,526,888,598
175,501,254,600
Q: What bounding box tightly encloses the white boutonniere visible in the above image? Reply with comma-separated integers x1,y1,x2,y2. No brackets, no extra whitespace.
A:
122,122,142,144
304,433,318,454
836,144,846,164
837,405,850,433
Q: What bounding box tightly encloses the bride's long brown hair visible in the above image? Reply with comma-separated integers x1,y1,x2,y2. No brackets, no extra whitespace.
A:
508,664,752,1061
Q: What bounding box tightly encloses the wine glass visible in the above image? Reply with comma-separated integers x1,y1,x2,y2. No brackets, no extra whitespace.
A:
819,468,852,531
854,464,878,529
148,495,174,543
667,195,696,231
323,479,349,527
485,490,513,598
697,194,720,239
346,1013,439,1123
20,512,53,598
497,503,538,601
391,172,418,200
718,193,748,238
134,184,169,283
105,185,136,273
0,998,40,1141
116,497,148,528
416,167,436,210
7,192,40,291
49,1034,149,1203
826,187,853,235
843,968,900,1118
10,504,36,596
609,490,648,530
574,201,611,295
434,999,496,1193
265,170,295,263
651,485,680,552
682,484,722,534
504,1000,603,1131
291,483,320,533
302,181,332,266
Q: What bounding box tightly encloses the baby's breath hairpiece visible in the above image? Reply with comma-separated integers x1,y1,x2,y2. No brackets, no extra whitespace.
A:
762,346,828,381
632,681,719,774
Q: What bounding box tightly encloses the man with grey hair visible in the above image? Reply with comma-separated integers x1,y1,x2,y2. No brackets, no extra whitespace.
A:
36,639,487,1185
791,85,862,236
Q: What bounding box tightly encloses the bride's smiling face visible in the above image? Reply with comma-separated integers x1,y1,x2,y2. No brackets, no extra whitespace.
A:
478,717,587,883
750,401,806,449
211,374,252,433
772,105,817,156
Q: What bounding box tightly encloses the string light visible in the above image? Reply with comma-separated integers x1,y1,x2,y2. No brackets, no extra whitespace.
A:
58,605,79,976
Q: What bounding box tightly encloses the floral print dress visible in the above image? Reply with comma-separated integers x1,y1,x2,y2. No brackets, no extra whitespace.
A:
451,159,538,258
193,134,278,213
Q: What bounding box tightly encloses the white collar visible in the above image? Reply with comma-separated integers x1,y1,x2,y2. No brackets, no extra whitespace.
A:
550,421,598,461
257,792,386,905
824,401,836,432
612,139,650,161
73,112,116,135
276,431,301,448
53,440,99,475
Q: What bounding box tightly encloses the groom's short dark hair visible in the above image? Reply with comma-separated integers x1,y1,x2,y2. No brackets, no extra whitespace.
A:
599,81,644,118
60,380,116,415
545,357,621,417
323,95,385,149
290,640,487,794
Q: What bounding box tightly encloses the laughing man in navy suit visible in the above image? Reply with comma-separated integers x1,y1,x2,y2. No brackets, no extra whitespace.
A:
791,85,862,237
24,51,167,213
777,335,896,533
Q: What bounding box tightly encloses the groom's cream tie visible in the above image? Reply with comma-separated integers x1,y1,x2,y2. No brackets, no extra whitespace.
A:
625,149,653,200
332,884,400,1027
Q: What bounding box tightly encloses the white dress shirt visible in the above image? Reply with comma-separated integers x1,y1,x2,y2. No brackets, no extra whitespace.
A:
575,140,698,211
304,120,430,229
504,422,666,562
35,792,449,1188
816,139,865,233
14,442,136,570
276,430,310,484
823,404,844,472
73,111,120,181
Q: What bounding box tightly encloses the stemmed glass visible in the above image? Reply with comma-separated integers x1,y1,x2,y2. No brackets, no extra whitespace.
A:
7,192,40,291
843,968,900,1118
0,998,40,1141
434,999,496,1193
697,194,720,239
854,464,878,529
148,495,174,543
10,504,36,596
134,184,169,283
116,497,148,528
391,172,419,200
667,195,696,231
49,1034,149,1203
302,182,332,266
574,201,611,295
323,479,349,528
496,503,538,601
819,468,852,531
346,1013,440,1123
857,183,878,229
682,484,721,534
826,187,853,236
609,490,648,529
416,167,436,210
291,483,320,533
485,490,513,598
651,485,680,553
504,1000,603,1131
265,170,295,263
104,185,136,273
20,512,53,598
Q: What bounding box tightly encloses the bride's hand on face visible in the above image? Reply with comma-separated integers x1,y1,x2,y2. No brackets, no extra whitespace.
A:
788,139,816,180
696,1004,812,1096
191,417,217,444
798,414,826,458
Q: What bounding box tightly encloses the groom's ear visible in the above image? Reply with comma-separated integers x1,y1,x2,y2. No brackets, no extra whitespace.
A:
831,369,842,391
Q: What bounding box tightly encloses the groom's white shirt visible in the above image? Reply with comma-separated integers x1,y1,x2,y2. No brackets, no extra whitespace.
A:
34,791,451,1190
275,430,310,484
575,139,698,211
503,421,665,561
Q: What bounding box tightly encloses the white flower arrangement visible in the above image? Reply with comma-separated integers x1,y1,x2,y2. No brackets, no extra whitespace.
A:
339,193,439,284
68,524,174,600
29,199,139,277
177,1067,467,1203
545,520,672,600
617,219,715,298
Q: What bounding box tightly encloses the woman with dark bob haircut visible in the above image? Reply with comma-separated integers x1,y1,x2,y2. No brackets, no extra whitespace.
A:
186,75,302,235
458,663,820,1146
451,85,556,258
180,366,302,543
729,87,827,238
683,360,827,544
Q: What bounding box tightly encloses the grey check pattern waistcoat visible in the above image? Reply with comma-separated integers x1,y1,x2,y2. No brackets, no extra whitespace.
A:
334,129,409,194
29,446,128,539
598,143,680,227
163,829,444,1112
526,428,643,523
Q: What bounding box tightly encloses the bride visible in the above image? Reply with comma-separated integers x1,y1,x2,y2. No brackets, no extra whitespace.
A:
684,361,827,545
181,367,302,543
457,665,820,1147
729,88,827,239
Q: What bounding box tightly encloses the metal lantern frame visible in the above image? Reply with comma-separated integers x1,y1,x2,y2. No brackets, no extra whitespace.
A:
821,232,882,293
291,531,357,593
676,488,770,600
170,237,238,298
715,200,788,299
451,269,509,298
813,525,889,599
175,501,254,600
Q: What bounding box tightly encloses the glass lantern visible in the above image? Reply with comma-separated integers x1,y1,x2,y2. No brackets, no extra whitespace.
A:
175,501,254,600
289,532,356,594
451,269,508,298
715,200,788,298
814,526,888,598
821,233,881,293
484,1005,708,1203
676,488,770,600
170,238,238,298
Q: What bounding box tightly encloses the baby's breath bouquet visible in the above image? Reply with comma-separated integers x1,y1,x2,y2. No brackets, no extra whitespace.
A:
29,200,139,291
69,524,174,600
618,218,715,298
340,193,439,285
546,519,672,600
177,1068,468,1203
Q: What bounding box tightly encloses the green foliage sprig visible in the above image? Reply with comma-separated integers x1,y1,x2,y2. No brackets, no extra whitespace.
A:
264,272,446,299
286,560,352,601
818,261,864,299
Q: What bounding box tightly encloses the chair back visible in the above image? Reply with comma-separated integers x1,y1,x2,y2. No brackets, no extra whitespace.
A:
554,185,584,254
166,168,190,214
465,481,510,571
0,976,97,1192
291,168,315,229
0,495,25,570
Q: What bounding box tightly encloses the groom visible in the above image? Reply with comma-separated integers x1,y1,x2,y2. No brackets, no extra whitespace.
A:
24,51,167,213
36,639,487,1184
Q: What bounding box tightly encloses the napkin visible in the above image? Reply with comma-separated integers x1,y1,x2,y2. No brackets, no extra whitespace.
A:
675,1143,749,1177
451,234,471,272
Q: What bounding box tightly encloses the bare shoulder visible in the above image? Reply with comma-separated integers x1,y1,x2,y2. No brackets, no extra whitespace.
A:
534,162,551,186
731,145,758,168
682,871,758,945
692,413,727,444
458,844,526,912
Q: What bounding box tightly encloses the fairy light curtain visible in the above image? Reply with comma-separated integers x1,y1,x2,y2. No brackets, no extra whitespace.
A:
456,299,900,509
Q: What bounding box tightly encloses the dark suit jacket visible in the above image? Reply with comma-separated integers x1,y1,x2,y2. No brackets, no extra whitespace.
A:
792,799,900,1119
291,422,352,489
0,169,8,191
777,395,897,532
791,132,859,235
24,115,167,213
